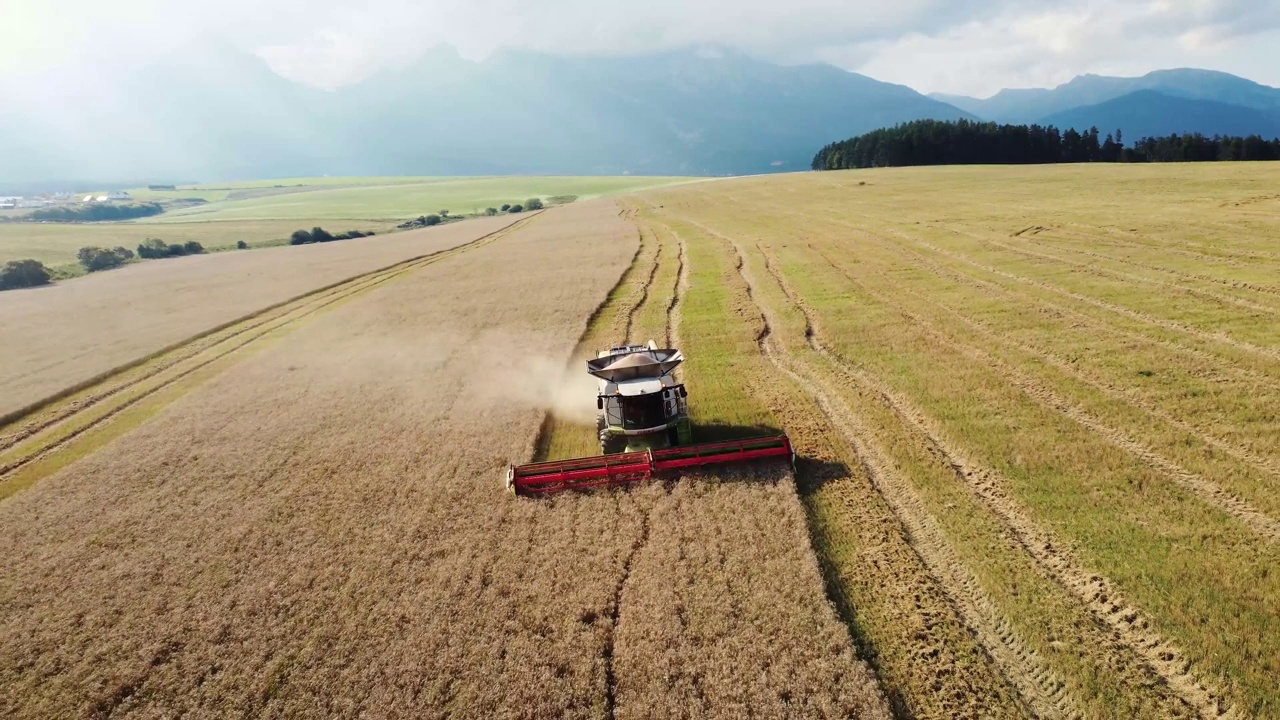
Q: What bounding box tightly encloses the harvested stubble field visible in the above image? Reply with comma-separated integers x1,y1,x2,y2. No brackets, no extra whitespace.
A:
0,214,526,419
0,199,887,718
626,162,1279,718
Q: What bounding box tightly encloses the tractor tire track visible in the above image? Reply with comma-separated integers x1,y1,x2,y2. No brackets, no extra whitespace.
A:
805,242,1280,543
605,506,653,720
981,230,1280,316
891,226,1280,363
0,215,542,491
1028,229,1280,300
526,207,658,719
650,215,1035,719
899,282,1280,482
859,223,1280,390
0,215,539,452
783,244,1237,717
664,227,687,349
679,219,1073,719
623,225,664,345
1066,223,1280,265
751,204,1280,389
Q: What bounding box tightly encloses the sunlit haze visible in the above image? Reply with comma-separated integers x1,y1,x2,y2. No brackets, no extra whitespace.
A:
4,0,1279,96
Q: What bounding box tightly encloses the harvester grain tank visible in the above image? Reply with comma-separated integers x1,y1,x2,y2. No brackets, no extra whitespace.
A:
506,342,793,496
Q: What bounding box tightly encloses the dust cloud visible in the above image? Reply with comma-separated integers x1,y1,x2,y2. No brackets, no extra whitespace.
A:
459,329,599,424
479,354,599,424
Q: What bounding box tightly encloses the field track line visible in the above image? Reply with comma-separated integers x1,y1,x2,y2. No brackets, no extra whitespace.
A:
623,226,663,344
895,227,1280,363
663,225,687,349
763,243,1236,717
802,240,1280,545
876,225,1280,389
881,273,1280,481
973,230,1280,316
0,214,539,451
605,505,653,720
670,217,1076,719
0,214,541,495
527,204,664,717
1023,229,1280,300
762,207,1280,390
1066,223,1280,265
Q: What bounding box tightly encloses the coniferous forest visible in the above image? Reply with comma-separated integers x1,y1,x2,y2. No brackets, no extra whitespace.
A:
812,119,1280,170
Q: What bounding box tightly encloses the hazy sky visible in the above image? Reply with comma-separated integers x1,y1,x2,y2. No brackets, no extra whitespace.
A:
3,0,1279,96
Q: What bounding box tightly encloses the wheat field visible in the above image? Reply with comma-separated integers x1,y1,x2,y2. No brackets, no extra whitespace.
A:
0,200,887,718
2,164,1277,718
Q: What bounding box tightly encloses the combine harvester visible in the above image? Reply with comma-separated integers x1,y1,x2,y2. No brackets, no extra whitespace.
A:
507,342,794,496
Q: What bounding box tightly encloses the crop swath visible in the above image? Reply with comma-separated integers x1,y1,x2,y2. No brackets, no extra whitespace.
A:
507,435,795,496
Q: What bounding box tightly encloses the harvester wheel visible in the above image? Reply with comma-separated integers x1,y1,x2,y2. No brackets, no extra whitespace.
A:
598,416,627,455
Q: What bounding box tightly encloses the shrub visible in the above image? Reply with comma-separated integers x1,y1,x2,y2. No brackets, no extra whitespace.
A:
311,227,334,243
508,204,524,213
485,207,498,216
290,230,313,245
525,198,544,210
424,215,442,226
0,259,52,290
439,210,449,217
77,246,130,272
236,240,249,249
137,238,205,258
137,238,169,258
112,246,136,261
500,204,511,212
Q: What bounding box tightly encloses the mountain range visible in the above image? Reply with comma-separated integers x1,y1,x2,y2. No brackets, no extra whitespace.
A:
931,68,1280,142
3,47,1279,186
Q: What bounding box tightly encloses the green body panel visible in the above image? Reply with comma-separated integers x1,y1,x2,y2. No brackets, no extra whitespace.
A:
676,417,693,445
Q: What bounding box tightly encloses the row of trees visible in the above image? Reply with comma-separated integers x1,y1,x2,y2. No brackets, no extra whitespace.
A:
290,227,375,245
28,203,165,223
136,238,206,259
485,198,543,216
0,237,221,292
812,119,1280,170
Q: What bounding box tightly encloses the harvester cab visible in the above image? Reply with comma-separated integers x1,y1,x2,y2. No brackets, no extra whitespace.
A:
588,342,692,454
506,341,795,496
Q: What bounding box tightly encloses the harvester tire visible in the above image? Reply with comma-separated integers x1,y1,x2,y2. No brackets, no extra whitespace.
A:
598,416,627,455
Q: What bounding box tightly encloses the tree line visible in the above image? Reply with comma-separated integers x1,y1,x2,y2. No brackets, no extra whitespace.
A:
812,119,1280,170
289,227,376,245
0,239,213,291
24,203,165,223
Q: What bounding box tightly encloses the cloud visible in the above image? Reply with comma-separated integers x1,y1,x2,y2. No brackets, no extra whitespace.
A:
2,0,1278,94
852,0,1280,95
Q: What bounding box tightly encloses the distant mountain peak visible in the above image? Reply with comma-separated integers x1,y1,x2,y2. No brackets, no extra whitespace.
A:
935,67,1280,124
